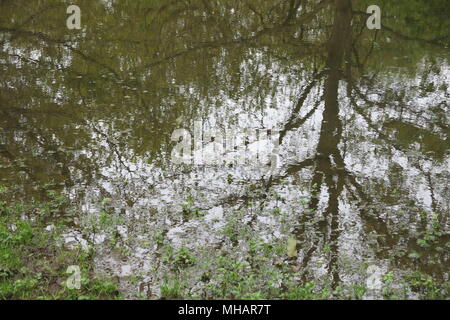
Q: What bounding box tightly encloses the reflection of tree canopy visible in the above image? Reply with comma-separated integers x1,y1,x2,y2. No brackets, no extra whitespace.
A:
0,0,449,284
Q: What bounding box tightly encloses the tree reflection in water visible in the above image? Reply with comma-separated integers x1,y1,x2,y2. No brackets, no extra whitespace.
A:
0,0,448,298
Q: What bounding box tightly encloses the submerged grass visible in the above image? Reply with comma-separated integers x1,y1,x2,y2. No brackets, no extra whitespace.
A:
0,186,448,300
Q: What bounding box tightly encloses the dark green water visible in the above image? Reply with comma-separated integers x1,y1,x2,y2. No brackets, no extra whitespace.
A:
1,0,449,298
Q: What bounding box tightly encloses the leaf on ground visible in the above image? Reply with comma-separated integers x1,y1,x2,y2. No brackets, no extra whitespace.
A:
287,237,298,257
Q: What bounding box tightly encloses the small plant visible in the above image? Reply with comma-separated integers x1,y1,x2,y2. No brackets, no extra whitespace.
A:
284,281,317,299
405,272,449,300
353,285,367,299
181,198,205,220
174,248,196,267
160,280,184,299
154,231,165,246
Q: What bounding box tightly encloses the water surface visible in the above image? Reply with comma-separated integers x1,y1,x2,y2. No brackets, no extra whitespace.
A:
1,0,449,299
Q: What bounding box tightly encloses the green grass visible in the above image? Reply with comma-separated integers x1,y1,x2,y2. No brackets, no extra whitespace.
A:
0,195,121,300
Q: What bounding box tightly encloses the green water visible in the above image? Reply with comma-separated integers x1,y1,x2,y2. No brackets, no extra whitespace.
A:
0,0,449,299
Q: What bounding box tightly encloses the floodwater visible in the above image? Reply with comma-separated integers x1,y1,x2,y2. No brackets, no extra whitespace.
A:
1,0,449,299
